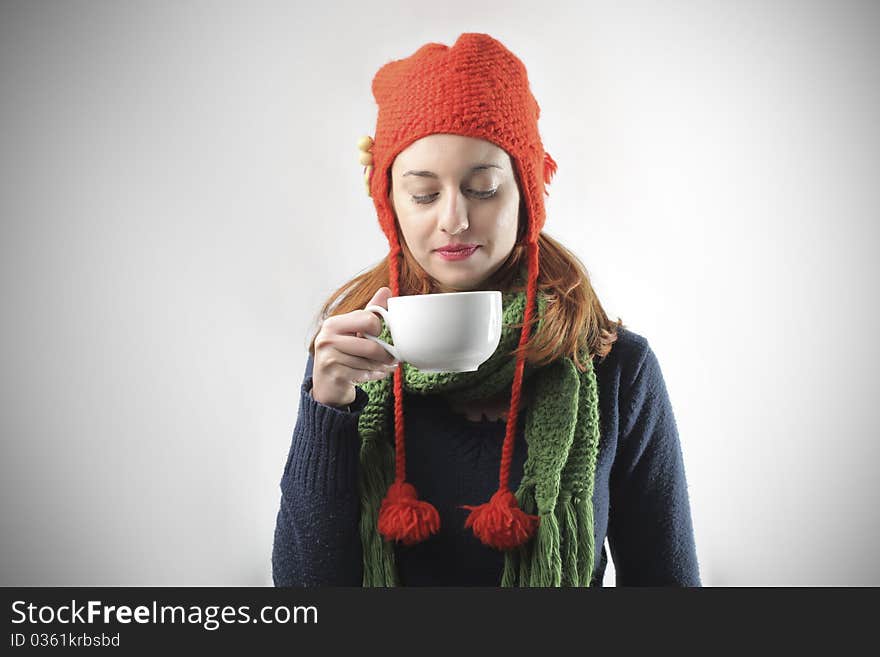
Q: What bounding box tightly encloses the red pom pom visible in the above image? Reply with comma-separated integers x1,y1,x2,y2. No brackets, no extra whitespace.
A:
378,481,441,546
461,489,540,550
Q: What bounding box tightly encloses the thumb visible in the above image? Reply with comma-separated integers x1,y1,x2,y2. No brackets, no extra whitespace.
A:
366,286,393,310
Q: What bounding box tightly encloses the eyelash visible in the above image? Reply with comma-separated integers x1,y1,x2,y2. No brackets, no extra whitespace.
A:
411,189,498,205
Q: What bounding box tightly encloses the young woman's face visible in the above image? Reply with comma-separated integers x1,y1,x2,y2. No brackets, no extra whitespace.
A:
389,134,521,291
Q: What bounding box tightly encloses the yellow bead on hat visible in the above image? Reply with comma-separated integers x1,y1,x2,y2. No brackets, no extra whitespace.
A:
358,135,374,197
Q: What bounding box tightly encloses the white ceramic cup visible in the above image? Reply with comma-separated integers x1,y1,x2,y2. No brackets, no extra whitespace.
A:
364,290,502,373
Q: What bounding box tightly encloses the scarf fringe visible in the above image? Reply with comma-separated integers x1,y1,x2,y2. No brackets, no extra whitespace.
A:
576,492,595,586
560,495,579,586
502,487,583,587
530,509,561,586
501,486,528,586
517,489,536,585
501,550,518,587
359,434,398,586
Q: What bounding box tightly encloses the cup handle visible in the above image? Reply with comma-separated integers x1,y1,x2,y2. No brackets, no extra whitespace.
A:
363,304,402,363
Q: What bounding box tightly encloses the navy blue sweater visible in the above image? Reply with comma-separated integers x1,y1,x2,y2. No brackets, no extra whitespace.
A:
272,327,701,586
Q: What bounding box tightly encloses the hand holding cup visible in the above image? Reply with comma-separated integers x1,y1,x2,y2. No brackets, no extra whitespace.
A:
311,287,400,408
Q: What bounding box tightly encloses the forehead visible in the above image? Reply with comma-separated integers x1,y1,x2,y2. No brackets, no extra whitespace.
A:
391,134,509,174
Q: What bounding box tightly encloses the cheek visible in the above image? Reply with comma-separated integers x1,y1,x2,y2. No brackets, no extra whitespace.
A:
492,198,520,239
395,208,431,249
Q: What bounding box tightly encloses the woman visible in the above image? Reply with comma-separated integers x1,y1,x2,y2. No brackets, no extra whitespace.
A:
272,33,701,586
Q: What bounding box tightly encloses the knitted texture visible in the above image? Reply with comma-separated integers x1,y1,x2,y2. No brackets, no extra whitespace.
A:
356,287,602,586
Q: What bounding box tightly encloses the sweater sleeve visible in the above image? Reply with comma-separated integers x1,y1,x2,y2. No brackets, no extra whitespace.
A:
271,354,367,586
607,339,702,586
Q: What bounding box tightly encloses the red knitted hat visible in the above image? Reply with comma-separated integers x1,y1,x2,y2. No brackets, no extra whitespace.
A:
359,33,557,551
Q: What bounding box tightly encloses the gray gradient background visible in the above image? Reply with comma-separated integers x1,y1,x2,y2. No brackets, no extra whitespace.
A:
1,0,877,586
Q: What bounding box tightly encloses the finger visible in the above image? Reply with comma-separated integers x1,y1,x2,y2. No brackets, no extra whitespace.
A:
326,335,400,367
326,347,399,377
322,309,384,338
349,368,393,384
366,286,392,310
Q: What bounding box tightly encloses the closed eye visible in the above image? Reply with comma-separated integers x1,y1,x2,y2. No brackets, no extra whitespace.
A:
412,189,498,205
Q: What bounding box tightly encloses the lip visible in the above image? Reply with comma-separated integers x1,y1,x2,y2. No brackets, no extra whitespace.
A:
434,243,480,252
435,245,480,261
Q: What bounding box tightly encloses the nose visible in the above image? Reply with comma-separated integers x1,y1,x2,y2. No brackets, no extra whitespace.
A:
438,189,469,235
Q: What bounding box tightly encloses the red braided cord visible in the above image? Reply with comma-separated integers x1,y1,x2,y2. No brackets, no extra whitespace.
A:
497,240,539,492
393,364,406,485
388,243,406,485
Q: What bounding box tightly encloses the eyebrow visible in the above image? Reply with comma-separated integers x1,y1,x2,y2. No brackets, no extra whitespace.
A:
402,164,503,178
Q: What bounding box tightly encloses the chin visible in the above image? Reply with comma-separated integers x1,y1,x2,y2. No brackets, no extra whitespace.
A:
430,270,486,292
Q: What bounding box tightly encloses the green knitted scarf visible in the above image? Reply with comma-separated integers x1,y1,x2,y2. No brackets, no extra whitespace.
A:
355,288,601,587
